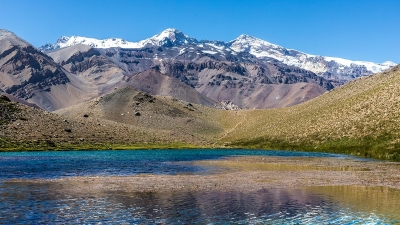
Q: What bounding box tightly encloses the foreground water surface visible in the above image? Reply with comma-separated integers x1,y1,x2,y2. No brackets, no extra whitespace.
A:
0,149,399,224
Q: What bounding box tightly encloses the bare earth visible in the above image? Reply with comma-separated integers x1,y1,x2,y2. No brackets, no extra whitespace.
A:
8,156,400,194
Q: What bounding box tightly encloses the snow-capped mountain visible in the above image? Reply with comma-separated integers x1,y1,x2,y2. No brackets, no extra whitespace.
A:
39,28,198,51
228,34,396,83
39,28,396,84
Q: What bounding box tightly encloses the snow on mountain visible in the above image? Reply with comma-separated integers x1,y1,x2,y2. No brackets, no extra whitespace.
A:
39,28,198,51
228,34,395,82
139,28,198,46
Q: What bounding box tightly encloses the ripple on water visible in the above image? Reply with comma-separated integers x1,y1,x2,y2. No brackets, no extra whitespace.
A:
0,150,396,224
0,182,398,224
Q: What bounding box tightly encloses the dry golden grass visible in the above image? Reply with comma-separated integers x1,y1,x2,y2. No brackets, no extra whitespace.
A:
217,66,400,159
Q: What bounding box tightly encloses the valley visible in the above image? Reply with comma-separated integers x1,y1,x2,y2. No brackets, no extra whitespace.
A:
2,1,400,224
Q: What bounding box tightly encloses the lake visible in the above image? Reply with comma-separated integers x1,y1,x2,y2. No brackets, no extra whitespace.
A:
0,149,399,224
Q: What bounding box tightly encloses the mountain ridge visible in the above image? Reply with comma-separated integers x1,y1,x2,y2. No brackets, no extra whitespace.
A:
40,32,334,109
1,28,396,111
39,28,396,85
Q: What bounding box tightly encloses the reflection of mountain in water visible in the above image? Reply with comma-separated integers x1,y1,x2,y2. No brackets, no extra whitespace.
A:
1,181,397,224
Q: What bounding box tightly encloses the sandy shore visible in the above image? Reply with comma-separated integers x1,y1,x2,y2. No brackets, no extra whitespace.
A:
7,156,400,193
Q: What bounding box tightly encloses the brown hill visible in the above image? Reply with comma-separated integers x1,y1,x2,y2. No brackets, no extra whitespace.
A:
0,87,222,150
121,69,220,107
56,86,222,141
198,81,326,108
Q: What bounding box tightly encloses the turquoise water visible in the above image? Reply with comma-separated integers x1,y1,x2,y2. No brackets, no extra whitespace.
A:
0,149,346,179
0,149,398,224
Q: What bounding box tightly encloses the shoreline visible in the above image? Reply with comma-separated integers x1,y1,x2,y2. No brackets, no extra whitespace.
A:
1,146,399,162
7,156,400,193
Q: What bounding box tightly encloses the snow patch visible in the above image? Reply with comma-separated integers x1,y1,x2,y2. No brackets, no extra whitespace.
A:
202,50,218,54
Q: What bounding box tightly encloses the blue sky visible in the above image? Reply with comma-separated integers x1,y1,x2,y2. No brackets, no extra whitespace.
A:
1,0,399,63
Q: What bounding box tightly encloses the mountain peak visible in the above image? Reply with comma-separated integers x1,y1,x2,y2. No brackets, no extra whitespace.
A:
161,28,181,34
381,61,397,67
38,28,198,51
236,34,255,39
36,29,396,80
0,29,18,39
228,34,280,53
152,28,184,42
146,28,197,46
232,34,276,46
56,36,70,44
0,29,31,47
0,29,14,35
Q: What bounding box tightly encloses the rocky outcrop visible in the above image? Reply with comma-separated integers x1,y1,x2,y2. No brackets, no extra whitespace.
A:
221,101,240,110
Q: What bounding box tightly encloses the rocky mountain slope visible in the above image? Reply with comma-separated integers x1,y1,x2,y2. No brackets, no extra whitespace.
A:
43,30,335,109
0,30,97,111
46,44,125,92
228,34,396,85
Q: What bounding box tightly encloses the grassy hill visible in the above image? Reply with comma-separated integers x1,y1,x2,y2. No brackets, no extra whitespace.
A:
216,65,400,160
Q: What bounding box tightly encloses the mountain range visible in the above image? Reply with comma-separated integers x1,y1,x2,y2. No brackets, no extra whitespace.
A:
0,28,396,111
40,28,396,85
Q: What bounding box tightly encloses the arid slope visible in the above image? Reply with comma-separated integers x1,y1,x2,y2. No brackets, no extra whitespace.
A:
0,87,223,150
56,86,222,140
217,65,400,159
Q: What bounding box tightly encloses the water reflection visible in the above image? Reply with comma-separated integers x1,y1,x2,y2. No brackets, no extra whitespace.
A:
306,186,400,221
0,150,397,224
1,182,398,224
